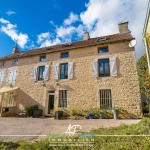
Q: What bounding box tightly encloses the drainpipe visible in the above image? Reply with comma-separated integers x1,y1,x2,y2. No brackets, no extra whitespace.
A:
143,38,150,74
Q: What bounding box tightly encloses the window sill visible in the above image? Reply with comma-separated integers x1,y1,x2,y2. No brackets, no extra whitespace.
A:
59,78,70,82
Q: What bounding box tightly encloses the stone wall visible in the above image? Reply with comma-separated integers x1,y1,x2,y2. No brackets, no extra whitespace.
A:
0,41,142,118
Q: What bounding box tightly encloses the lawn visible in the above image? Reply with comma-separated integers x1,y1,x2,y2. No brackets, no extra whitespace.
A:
1,118,150,150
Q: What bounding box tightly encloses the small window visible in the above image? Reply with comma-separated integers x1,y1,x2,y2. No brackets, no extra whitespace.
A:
38,66,45,80
100,89,112,109
0,61,6,67
40,56,46,62
59,90,67,108
99,59,110,77
12,60,18,66
60,63,68,79
61,52,68,58
99,47,108,53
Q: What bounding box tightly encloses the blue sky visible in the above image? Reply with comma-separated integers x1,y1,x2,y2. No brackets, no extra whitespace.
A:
0,0,149,59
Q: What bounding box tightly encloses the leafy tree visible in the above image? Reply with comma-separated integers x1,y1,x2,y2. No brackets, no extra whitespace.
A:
137,53,150,98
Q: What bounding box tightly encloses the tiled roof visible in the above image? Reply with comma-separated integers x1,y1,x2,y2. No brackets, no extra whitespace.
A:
0,33,134,61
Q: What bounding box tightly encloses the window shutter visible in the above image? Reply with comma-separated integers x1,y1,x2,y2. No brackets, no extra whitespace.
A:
54,63,59,80
68,62,73,79
0,72,5,83
109,57,117,76
0,72,2,83
12,70,17,83
8,71,13,83
44,65,49,80
92,59,98,77
33,66,38,81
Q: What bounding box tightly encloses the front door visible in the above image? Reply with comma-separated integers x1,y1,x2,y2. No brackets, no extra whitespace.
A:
47,95,54,114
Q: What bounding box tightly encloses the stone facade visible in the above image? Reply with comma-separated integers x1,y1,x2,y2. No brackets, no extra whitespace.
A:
0,40,142,118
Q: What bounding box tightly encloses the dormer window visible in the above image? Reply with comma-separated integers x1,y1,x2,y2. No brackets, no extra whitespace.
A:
98,47,109,53
61,52,68,58
0,61,6,67
12,60,18,66
40,55,46,62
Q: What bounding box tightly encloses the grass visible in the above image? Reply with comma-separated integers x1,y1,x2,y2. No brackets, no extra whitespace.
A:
1,118,150,149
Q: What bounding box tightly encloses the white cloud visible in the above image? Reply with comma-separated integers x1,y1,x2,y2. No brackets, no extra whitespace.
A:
49,21,54,25
37,32,61,47
0,18,29,48
37,32,50,43
64,12,79,25
0,18,10,24
6,10,16,16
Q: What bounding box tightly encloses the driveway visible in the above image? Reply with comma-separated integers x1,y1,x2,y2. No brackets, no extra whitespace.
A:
0,117,141,142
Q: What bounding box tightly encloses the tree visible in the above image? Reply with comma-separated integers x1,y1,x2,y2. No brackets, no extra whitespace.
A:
137,53,150,98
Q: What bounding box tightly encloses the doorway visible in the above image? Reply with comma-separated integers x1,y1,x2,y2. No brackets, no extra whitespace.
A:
47,91,55,115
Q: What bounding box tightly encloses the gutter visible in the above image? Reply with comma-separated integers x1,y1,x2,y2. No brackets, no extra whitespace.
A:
143,38,150,73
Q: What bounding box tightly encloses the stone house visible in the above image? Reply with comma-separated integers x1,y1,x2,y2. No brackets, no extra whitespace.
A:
0,22,142,118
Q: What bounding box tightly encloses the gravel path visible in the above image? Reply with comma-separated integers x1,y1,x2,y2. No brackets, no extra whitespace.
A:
0,117,141,142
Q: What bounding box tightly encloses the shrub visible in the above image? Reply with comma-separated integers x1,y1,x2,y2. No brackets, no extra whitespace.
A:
25,106,34,116
70,108,77,116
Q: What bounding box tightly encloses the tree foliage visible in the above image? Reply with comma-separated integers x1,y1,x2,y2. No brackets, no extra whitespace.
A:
137,53,150,98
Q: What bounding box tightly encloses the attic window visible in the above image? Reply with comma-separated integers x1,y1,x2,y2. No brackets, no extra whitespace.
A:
61,52,68,58
46,47,53,50
98,47,108,53
62,43,72,48
12,59,18,66
40,55,46,62
97,37,106,42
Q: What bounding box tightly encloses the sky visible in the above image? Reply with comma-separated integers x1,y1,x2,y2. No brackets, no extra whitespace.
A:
0,0,149,60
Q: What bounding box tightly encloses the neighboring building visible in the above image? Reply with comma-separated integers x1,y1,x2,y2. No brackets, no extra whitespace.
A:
143,0,150,73
0,22,142,118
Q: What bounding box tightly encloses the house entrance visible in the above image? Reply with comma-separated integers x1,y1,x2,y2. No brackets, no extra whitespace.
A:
47,91,55,115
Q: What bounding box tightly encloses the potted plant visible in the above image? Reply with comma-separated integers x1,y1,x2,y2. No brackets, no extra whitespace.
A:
112,107,119,119
54,108,63,120
88,108,95,119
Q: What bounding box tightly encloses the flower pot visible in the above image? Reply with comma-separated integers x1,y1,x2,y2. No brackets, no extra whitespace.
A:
112,109,119,119
54,111,63,120
88,114,94,119
99,114,104,119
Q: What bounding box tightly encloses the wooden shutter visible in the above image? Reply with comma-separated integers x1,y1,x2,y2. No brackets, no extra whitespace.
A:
33,66,38,81
44,65,49,80
68,62,73,79
54,63,59,80
8,71,13,83
12,70,17,83
0,72,2,83
109,57,117,76
0,72,5,83
92,59,98,77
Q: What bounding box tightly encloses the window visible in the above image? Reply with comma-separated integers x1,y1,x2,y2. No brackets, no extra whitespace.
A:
99,59,110,77
0,71,5,83
38,66,45,80
40,55,46,62
100,89,112,109
8,70,17,83
98,47,108,53
0,61,6,67
60,63,68,79
59,90,67,108
2,92,16,107
61,52,68,58
33,65,49,81
12,60,18,66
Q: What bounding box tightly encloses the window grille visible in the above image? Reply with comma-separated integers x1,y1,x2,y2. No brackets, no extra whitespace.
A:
59,90,67,108
100,89,112,109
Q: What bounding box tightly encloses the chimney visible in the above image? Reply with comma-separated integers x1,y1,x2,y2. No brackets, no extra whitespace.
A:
118,22,130,34
12,46,18,54
84,32,90,40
